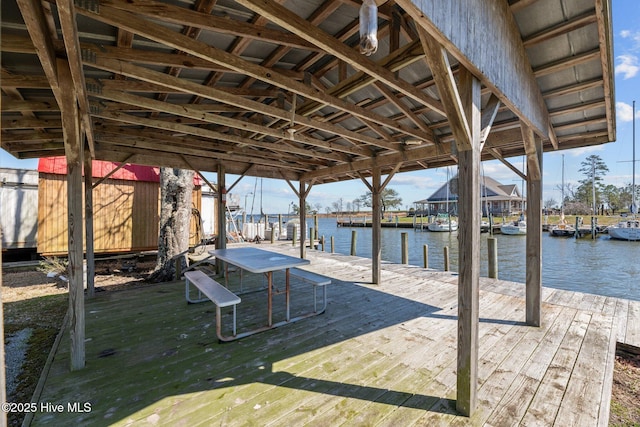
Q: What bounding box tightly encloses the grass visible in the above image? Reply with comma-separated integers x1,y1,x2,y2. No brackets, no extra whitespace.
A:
4,294,67,427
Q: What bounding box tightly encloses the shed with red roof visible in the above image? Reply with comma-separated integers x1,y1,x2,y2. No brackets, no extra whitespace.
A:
37,157,206,256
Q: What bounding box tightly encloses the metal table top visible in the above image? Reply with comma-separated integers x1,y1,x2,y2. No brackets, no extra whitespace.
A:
209,247,309,273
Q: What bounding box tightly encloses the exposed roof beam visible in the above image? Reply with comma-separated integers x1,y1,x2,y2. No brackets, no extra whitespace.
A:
418,27,472,151
595,0,616,143
77,4,431,145
488,147,527,181
91,108,345,164
397,0,551,140
233,0,446,117
57,0,95,156
86,55,400,151
106,0,322,52
533,49,601,77
90,88,356,161
522,9,597,48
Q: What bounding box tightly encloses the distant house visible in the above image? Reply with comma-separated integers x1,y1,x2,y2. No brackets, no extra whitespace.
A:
414,176,526,216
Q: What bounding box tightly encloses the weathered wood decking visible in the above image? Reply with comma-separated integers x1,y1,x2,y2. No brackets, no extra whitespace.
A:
31,243,639,426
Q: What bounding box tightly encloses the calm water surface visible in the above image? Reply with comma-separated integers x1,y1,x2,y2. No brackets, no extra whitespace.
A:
308,217,640,302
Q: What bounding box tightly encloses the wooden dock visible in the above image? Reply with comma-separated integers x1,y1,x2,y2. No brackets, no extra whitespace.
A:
30,243,639,426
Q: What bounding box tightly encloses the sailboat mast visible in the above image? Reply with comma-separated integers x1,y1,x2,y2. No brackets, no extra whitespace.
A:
561,154,565,214
633,100,636,215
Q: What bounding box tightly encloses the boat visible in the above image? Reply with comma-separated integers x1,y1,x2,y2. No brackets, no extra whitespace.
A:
428,167,458,232
549,220,576,237
608,100,639,241
428,213,458,232
501,219,527,235
549,155,576,237
608,219,640,240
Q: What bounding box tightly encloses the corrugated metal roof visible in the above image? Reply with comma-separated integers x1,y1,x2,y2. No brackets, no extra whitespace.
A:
1,0,615,183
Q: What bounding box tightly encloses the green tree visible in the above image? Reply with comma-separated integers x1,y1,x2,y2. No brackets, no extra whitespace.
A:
359,188,403,215
577,155,609,209
601,184,622,214
291,201,313,215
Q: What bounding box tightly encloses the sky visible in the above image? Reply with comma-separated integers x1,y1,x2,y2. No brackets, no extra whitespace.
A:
2,0,640,215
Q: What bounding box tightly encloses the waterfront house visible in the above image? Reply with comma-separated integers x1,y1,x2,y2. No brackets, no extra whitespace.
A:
414,176,526,216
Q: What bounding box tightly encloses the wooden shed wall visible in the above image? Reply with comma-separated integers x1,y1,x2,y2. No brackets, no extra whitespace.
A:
37,173,203,256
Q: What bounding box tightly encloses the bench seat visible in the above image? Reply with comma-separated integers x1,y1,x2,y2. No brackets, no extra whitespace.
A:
185,270,240,341
289,268,331,313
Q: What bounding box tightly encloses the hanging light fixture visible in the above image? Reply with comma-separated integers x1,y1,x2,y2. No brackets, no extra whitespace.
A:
359,0,378,56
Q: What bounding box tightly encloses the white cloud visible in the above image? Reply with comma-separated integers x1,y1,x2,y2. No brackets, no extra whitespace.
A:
617,101,636,122
387,173,436,189
562,145,605,157
619,29,640,49
615,54,639,79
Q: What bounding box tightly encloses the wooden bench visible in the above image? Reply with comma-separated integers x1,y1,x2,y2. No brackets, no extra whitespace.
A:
289,268,331,313
184,270,241,342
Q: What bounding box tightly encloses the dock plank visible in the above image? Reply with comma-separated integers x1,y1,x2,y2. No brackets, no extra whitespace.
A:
624,299,640,347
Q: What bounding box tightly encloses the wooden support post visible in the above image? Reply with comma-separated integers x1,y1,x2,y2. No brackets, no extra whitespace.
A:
309,227,315,250
331,236,335,253
525,134,543,326
423,244,429,269
350,230,357,256
0,252,6,427
299,181,307,259
216,166,226,274
488,237,498,279
444,246,450,271
278,214,282,238
371,167,382,284
270,226,275,244
292,227,297,246
314,214,319,239
57,58,86,371
67,140,85,371
83,151,95,297
456,67,481,416
401,232,408,264
321,235,325,252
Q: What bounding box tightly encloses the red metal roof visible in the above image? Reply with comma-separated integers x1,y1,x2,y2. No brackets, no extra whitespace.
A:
38,157,202,185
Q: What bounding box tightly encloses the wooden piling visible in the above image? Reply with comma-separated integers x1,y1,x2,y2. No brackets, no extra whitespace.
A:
488,237,498,278
423,244,429,269
331,236,335,253
309,227,315,250
278,214,282,238
351,230,357,256
444,246,450,271
292,227,297,247
401,232,408,264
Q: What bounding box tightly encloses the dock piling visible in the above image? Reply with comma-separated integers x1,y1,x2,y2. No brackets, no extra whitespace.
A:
488,237,498,278
401,232,408,264
423,244,429,269
444,246,450,271
350,230,357,256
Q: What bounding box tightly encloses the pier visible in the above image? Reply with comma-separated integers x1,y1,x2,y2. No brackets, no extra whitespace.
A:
29,242,639,426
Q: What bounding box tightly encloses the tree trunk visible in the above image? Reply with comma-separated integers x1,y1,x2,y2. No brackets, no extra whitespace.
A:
148,168,194,282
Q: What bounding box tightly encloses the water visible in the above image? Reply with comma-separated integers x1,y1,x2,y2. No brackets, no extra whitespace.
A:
308,217,640,302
